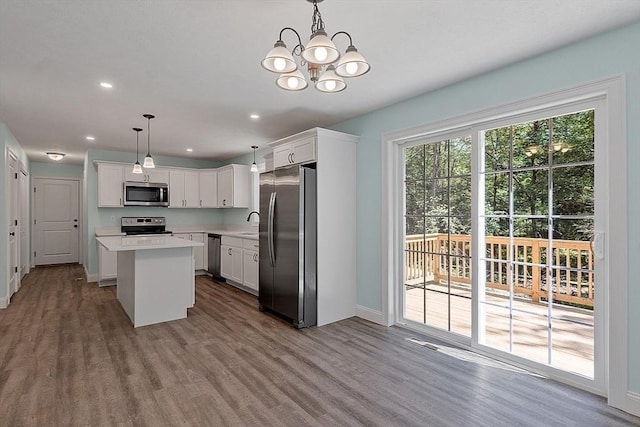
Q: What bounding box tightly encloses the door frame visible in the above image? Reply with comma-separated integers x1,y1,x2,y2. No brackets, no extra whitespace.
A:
381,76,631,413
31,176,83,267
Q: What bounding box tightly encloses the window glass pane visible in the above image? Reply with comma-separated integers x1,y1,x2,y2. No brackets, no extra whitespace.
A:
513,120,550,169
423,141,449,178
513,170,548,216
484,172,509,215
450,177,471,218
553,165,594,216
450,136,472,176
424,178,449,214
552,110,595,165
484,127,510,172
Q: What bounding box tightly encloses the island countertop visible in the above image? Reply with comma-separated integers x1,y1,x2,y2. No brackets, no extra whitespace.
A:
96,235,205,252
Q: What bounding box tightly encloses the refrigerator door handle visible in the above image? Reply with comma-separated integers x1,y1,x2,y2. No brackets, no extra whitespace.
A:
268,191,276,266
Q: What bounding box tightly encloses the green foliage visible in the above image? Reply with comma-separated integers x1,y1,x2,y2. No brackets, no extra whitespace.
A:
405,110,595,241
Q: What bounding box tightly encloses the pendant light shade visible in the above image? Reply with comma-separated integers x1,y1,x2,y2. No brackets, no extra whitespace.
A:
132,127,143,174
261,40,298,73
335,45,370,77
142,114,155,169
250,145,259,172
276,69,308,91
315,65,346,93
302,30,340,65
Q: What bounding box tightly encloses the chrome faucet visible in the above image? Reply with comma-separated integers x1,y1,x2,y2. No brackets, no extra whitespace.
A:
246,211,260,222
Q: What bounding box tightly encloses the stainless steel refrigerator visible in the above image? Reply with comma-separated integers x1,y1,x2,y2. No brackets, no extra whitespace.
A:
259,164,317,328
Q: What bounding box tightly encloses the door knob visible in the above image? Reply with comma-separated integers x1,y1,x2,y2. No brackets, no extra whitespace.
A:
74,219,78,222
9,232,15,236
74,225,78,228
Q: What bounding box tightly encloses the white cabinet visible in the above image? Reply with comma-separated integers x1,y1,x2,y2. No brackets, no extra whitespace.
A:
221,236,244,284
97,163,124,207
173,233,206,271
199,170,218,208
217,164,249,208
124,167,169,184
242,239,259,292
99,246,117,284
273,136,316,168
169,169,200,208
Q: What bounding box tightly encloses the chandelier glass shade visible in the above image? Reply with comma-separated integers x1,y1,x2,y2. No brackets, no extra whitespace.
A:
261,0,370,93
250,145,259,172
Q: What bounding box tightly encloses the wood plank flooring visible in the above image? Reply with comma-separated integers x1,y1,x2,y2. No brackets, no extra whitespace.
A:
1,264,638,426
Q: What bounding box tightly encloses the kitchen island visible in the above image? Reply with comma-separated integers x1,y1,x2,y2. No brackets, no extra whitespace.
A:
96,235,204,327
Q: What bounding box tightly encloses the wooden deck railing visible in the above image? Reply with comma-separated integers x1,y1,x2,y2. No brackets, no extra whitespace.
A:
405,233,594,309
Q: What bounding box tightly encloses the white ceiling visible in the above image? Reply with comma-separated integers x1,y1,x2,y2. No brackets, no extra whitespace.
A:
1,1,639,165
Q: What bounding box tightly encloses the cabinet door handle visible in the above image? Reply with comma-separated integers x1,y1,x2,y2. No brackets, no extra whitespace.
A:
120,198,122,206
253,253,258,262
291,152,295,163
199,200,202,206
228,248,232,255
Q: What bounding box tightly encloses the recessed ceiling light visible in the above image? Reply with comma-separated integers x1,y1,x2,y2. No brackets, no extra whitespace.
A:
86,136,95,141
250,114,260,119
186,148,193,152
99,82,113,89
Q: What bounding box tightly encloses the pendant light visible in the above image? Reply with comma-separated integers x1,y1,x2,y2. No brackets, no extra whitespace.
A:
132,127,143,174
250,146,259,172
142,114,155,168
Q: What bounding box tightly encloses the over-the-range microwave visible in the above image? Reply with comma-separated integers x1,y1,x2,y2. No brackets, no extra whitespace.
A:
123,181,169,207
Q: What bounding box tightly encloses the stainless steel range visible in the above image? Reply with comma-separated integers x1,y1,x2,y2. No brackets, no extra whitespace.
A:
121,217,172,235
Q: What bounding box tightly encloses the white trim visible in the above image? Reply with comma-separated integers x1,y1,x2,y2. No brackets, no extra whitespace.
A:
621,392,640,417
356,305,384,324
382,75,628,410
85,265,99,284
0,295,7,309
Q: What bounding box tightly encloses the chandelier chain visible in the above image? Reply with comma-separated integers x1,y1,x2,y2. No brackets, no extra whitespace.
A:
311,1,325,34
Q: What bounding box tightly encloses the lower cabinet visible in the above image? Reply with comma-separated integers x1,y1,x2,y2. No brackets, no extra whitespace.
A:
221,236,258,293
173,233,206,271
99,245,118,285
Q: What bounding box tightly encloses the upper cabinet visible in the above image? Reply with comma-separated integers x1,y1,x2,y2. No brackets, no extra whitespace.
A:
169,169,199,208
199,169,218,208
97,163,124,207
272,135,316,168
217,164,249,208
95,161,248,209
124,167,169,184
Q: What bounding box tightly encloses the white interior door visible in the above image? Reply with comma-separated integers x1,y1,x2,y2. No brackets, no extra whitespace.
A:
34,178,80,265
8,154,19,297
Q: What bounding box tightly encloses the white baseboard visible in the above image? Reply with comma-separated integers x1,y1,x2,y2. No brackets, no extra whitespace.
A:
618,391,640,417
84,266,99,283
0,295,8,309
356,305,384,325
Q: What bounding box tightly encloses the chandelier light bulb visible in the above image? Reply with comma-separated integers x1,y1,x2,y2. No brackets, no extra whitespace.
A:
345,62,358,75
274,57,287,71
314,47,328,62
324,79,336,91
288,76,299,89
315,65,346,93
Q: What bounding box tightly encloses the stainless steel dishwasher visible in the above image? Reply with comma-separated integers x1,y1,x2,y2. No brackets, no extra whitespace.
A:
207,233,225,281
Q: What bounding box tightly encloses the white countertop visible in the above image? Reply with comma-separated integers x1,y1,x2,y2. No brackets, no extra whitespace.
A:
96,235,205,251
95,225,258,240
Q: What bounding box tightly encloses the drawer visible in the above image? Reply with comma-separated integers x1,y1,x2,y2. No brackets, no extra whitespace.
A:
243,239,259,250
221,236,244,248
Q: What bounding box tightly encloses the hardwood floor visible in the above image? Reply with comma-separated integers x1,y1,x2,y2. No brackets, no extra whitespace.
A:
1,264,638,426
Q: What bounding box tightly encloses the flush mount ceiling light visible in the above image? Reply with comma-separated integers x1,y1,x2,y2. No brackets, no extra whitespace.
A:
99,82,113,89
250,145,259,172
132,127,143,174
261,0,370,93
250,114,260,119
142,114,156,168
85,135,95,141
46,152,65,161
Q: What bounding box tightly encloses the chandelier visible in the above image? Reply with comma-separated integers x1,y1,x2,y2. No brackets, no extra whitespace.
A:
261,0,370,93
